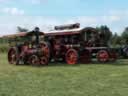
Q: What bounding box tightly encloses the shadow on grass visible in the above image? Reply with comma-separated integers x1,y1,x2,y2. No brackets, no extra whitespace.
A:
16,59,128,68
88,60,128,66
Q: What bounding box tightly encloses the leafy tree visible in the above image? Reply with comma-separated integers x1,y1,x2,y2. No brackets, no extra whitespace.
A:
121,27,128,45
111,33,122,47
97,25,112,46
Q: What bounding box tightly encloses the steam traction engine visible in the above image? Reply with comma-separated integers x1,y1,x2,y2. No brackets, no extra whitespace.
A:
8,27,50,65
45,23,117,64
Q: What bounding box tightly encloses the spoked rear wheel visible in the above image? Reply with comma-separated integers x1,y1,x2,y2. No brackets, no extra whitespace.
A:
65,49,78,65
28,55,40,66
97,50,109,63
8,47,18,64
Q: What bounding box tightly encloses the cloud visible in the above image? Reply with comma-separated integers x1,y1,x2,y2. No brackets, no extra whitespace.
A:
1,7,25,15
102,15,121,23
66,16,98,26
0,16,60,36
0,9,128,36
109,10,128,15
65,15,122,27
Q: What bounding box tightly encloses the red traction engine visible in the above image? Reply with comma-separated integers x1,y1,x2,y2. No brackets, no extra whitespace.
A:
8,27,50,66
45,23,117,65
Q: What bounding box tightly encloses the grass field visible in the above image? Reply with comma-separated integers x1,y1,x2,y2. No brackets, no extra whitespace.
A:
0,53,128,96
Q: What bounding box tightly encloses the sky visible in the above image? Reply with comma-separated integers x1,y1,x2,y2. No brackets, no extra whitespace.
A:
0,0,128,36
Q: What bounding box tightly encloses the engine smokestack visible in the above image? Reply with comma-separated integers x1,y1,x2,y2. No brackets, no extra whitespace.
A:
34,27,40,45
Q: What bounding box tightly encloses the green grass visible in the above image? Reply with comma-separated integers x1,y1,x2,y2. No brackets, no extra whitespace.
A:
0,53,128,96
0,44,9,53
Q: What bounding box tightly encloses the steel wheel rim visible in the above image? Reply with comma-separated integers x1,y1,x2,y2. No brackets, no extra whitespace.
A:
29,55,40,65
40,57,48,65
8,48,17,64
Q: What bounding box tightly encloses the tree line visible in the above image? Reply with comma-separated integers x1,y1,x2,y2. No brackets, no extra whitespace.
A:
96,25,128,47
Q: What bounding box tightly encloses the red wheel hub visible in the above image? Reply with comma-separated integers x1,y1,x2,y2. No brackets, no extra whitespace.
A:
97,50,109,62
65,49,78,65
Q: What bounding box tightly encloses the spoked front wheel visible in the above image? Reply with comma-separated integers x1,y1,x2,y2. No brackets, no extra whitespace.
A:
28,55,40,66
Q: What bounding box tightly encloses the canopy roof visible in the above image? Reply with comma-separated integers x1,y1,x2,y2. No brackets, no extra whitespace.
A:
45,27,97,36
3,31,44,38
3,26,97,38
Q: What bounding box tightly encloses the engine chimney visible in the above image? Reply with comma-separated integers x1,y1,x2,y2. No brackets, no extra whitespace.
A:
34,27,40,45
